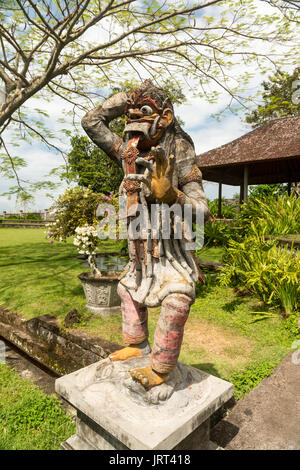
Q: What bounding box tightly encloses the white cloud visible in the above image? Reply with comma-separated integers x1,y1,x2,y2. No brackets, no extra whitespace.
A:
0,145,68,212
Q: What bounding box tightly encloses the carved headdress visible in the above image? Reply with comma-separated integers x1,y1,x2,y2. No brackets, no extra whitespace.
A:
126,79,173,115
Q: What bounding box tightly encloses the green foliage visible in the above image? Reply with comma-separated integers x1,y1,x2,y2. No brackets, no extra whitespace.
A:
203,198,239,246
236,194,300,237
220,233,300,315
205,195,300,314
245,68,300,127
204,220,235,246
24,213,42,220
1,215,22,220
0,364,75,450
248,184,288,199
283,313,300,338
46,187,118,242
66,136,123,195
207,198,238,219
230,362,276,400
0,229,297,403
0,228,125,321
0,393,67,433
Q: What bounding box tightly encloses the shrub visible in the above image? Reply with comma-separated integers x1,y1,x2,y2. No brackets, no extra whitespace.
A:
24,213,42,220
207,197,237,219
236,194,300,237
204,219,235,246
248,184,287,200
45,187,118,242
230,362,276,400
220,233,300,315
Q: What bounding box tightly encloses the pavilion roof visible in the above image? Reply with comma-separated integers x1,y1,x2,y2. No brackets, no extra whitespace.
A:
196,116,300,185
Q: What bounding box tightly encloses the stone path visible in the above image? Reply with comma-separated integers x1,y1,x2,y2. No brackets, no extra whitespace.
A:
211,352,300,450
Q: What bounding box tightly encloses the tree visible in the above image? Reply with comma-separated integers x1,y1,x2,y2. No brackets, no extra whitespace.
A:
248,183,288,199
66,135,123,194
0,0,299,201
245,67,300,197
245,67,300,127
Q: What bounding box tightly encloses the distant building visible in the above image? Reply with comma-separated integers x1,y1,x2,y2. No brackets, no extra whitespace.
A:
1,208,56,220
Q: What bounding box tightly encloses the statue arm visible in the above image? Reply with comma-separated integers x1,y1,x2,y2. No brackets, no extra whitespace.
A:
81,92,128,166
176,181,210,222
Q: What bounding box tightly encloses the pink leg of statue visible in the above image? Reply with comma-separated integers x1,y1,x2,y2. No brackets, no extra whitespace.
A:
118,283,149,344
109,284,149,362
150,293,192,374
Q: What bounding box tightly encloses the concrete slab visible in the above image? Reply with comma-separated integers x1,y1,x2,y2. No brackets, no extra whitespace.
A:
211,352,300,450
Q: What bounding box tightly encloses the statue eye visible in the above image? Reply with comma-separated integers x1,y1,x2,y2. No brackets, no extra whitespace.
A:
140,105,153,115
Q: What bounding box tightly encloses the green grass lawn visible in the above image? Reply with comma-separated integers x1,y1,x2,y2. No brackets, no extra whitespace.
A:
0,228,87,320
0,228,124,321
196,245,224,263
0,364,75,450
0,228,298,400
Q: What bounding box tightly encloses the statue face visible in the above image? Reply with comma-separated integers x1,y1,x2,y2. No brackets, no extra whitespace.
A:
123,96,174,150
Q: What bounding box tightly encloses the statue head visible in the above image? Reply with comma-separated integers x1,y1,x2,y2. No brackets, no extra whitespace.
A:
123,79,174,150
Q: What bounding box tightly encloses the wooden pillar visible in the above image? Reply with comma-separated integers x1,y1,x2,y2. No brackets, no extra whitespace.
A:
239,179,244,209
287,181,291,196
239,165,248,208
217,182,222,218
243,165,248,202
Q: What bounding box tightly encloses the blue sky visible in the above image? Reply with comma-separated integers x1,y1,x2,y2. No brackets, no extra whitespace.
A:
0,0,297,213
0,97,250,213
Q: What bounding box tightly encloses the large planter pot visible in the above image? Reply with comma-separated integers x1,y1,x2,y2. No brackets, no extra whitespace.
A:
78,272,121,317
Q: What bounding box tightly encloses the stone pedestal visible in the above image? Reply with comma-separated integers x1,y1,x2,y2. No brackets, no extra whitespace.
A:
55,356,233,450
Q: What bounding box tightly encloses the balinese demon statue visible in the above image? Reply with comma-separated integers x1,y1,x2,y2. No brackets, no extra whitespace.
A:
82,80,209,390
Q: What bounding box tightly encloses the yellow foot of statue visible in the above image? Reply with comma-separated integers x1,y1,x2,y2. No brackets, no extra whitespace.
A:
109,346,143,362
130,365,169,389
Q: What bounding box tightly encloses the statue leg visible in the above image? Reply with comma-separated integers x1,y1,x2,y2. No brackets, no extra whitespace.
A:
130,293,192,388
109,283,150,362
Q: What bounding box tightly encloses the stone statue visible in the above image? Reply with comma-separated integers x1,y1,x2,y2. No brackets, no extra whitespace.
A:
82,80,209,391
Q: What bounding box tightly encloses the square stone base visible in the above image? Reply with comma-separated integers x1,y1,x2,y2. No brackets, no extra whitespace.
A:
56,356,233,450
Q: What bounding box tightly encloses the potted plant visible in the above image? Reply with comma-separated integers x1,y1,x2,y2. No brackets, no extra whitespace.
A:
74,224,122,316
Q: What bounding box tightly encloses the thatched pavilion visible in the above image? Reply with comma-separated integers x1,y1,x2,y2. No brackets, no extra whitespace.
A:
196,116,300,216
